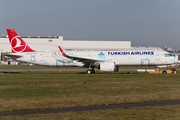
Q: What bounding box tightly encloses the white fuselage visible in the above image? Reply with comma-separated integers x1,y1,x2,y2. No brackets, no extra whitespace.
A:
10,49,177,67
13,51,75,67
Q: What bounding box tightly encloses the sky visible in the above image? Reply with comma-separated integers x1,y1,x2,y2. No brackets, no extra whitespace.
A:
1,0,180,49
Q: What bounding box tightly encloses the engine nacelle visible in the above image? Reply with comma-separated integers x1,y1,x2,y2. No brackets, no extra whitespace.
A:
99,62,118,72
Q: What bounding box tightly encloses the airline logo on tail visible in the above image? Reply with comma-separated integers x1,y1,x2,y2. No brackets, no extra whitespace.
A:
11,36,27,53
7,29,35,53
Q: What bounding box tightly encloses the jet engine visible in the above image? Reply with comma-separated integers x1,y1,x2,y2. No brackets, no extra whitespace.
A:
99,62,119,72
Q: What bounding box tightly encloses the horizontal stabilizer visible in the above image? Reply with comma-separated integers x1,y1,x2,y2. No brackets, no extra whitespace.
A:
5,53,22,59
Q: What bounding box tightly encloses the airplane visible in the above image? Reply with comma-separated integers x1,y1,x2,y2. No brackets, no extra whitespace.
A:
6,29,179,74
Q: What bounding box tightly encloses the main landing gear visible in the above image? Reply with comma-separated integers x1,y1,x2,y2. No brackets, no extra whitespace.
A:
86,66,95,74
86,69,95,74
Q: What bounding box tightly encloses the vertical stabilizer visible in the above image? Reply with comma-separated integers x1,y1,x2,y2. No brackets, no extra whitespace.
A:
7,29,35,53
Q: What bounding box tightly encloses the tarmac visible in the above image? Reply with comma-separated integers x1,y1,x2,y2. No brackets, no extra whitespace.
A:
0,100,180,117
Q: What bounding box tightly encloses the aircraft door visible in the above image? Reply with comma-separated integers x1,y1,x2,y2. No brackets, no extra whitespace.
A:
31,53,36,62
141,59,150,66
155,52,160,60
68,53,73,63
56,60,65,67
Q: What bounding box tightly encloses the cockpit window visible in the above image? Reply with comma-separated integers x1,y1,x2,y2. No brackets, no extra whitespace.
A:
164,53,173,57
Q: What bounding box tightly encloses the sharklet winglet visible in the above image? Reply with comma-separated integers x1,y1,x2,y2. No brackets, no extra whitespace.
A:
58,46,66,56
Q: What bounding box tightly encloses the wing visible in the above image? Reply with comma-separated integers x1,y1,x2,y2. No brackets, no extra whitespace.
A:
58,46,101,66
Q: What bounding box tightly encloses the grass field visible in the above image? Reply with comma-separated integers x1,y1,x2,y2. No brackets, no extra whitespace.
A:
0,66,180,119
0,71,180,112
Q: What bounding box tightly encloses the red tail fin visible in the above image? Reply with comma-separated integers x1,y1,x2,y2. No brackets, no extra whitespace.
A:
7,29,35,53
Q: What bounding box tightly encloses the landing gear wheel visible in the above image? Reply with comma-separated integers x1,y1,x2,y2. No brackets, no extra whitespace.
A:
86,69,95,74
91,69,95,74
87,70,91,74
162,71,167,74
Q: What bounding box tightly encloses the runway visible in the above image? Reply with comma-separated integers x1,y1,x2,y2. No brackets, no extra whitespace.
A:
0,69,84,72
0,68,164,72
0,69,179,72
0,100,180,117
